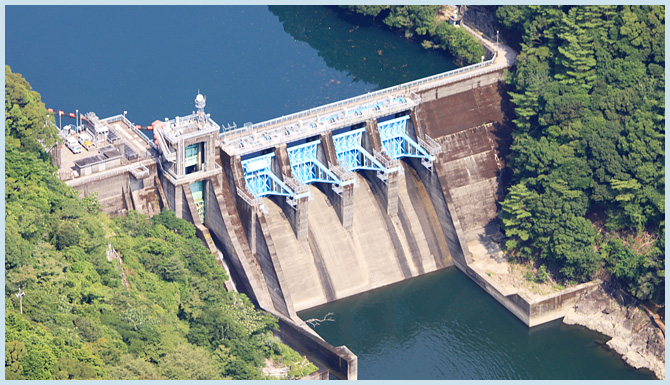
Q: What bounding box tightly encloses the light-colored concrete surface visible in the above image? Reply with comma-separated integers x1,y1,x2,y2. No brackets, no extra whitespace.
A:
396,164,443,273
263,198,327,311
110,122,148,155
466,228,601,327
261,165,458,312
468,239,509,278
308,185,369,300
404,164,453,268
59,137,103,175
350,177,407,285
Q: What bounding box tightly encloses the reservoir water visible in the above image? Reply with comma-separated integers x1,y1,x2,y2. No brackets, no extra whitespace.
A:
6,5,656,380
6,5,455,129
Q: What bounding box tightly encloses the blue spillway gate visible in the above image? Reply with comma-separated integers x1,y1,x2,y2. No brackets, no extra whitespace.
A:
241,153,294,198
287,140,343,186
242,114,433,199
378,115,434,164
332,128,386,173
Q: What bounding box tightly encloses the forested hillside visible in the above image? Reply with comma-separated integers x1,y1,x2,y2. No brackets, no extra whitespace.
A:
4,65,316,380
339,5,486,65
495,6,664,304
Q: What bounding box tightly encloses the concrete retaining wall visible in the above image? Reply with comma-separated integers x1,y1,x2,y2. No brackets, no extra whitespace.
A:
130,185,160,217
204,170,273,311
181,186,195,224
527,281,601,326
160,172,177,216
71,171,128,215
299,368,329,380
269,310,357,380
255,210,295,318
464,264,600,327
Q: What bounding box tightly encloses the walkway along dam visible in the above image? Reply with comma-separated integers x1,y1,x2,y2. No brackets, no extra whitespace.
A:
56,38,592,379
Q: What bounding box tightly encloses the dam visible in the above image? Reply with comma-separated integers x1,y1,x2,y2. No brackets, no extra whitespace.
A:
51,20,609,376
55,41,525,378
7,6,651,380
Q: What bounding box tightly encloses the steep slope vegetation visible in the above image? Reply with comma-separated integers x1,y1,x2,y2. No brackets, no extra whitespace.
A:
4,65,316,380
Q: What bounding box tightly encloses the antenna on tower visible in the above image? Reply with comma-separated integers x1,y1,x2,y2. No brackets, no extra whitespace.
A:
195,91,206,118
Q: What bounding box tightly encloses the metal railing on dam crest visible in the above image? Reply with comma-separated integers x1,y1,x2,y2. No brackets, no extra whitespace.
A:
219,42,509,157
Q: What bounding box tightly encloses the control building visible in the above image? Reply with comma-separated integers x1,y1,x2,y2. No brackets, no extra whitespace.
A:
154,93,221,223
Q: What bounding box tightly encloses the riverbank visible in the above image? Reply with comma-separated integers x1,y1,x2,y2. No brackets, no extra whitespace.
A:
468,235,665,379
563,283,665,379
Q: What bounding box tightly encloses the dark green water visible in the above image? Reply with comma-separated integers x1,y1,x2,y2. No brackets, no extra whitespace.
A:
300,268,656,380
6,5,656,381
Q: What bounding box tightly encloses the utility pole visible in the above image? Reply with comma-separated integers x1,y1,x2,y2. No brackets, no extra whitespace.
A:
15,287,25,314
496,30,499,54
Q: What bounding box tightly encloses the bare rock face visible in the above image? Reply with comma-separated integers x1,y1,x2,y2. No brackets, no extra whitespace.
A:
461,6,499,41
563,285,665,379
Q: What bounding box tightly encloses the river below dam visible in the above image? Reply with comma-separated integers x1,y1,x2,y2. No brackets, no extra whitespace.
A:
300,268,655,380
6,5,656,381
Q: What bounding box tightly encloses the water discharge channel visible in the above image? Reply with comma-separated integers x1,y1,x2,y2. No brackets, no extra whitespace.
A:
6,5,656,380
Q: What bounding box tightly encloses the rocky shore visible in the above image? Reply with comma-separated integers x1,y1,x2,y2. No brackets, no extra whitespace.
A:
563,283,665,379
468,234,664,379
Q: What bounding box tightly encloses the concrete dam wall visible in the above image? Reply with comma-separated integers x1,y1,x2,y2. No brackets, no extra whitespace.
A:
261,161,453,312
64,73,508,290
61,51,519,379
416,72,512,243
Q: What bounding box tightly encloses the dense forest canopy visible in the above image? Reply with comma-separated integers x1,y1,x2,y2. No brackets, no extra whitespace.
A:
4,65,316,380
494,5,664,304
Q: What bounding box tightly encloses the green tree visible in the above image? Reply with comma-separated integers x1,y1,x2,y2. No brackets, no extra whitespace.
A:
499,183,536,258
5,65,315,380
5,340,27,379
106,355,166,380
158,344,224,380
495,5,664,296
603,237,664,302
340,5,388,18
554,7,598,89
5,65,59,156
82,192,102,214
341,6,486,65
433,22,487,64
382,5,440,37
